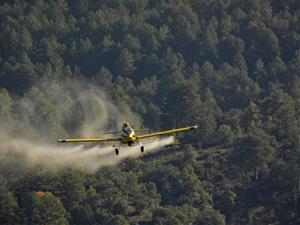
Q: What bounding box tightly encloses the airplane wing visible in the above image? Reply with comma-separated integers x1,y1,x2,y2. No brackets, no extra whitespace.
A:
57,137,120,143
136,125,198,140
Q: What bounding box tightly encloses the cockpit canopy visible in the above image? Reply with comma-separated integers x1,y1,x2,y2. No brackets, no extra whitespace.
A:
122,127,135,136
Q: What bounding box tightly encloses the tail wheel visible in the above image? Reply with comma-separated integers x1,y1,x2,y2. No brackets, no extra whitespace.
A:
115,148,119,155
141,146,144,153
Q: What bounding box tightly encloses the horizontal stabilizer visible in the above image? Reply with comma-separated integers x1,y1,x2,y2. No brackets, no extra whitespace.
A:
103,131,120,134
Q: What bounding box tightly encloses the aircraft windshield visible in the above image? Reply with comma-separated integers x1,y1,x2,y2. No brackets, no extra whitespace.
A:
123,127,134,135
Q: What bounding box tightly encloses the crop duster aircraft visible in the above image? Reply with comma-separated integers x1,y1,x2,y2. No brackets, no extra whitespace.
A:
58,122,198,155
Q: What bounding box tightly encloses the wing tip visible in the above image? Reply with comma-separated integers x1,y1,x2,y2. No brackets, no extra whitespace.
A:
190,125,198,129
57,139,66,143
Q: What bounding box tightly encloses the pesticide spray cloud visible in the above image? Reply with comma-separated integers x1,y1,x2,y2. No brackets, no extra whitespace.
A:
1,136,174,172
0,80,174,172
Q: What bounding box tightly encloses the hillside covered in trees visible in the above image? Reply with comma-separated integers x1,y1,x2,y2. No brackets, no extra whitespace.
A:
0,0,300,224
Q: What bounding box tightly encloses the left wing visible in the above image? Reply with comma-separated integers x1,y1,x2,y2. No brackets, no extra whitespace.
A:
136,125,198,140
57,137,120,143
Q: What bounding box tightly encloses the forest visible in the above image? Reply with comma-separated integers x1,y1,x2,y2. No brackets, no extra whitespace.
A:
0,0,300,224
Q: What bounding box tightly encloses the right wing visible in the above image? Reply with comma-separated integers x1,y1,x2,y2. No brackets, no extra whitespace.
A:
57,137,120,143
136,125,198,140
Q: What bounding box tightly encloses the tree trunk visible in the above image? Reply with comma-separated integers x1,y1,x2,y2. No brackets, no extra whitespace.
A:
255,166,259,180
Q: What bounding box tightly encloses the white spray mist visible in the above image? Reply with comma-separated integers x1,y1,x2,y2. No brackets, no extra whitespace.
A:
0,80,174,172
1,136,174,172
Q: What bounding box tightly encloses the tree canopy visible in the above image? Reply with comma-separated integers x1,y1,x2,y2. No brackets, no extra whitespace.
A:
0,0,300,224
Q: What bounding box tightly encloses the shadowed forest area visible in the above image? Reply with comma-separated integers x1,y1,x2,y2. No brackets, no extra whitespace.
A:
0,0,300,224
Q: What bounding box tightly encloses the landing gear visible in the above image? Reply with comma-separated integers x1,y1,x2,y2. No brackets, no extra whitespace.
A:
140,146,144,153
115,148,119,155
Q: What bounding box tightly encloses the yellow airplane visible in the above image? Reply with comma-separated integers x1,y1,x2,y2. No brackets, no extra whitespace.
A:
57,122,198,155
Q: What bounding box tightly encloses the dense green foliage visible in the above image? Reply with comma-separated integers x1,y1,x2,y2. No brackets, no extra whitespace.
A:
0,0,300,224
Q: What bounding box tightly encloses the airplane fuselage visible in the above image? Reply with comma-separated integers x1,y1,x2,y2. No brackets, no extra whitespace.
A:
120,126,137,146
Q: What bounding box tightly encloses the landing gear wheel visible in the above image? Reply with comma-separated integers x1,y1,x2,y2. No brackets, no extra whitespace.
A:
115,148,119,155
141,146,144,153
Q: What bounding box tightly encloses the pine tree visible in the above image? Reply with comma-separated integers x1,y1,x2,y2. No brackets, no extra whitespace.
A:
31,192,68,225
